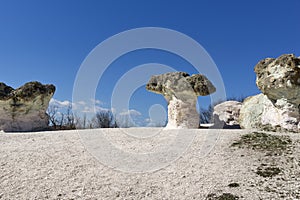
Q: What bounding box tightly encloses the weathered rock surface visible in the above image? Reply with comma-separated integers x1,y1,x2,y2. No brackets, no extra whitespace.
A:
239,54,300,132
213,101,242,129
146,72,216,129
239,94,299,132
255,54,300,105
0,81,55,132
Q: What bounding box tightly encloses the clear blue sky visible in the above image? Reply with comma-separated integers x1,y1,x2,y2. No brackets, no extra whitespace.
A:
1,0,299,125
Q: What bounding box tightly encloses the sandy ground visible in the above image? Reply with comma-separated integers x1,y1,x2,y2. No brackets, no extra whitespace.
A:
0,128,300,200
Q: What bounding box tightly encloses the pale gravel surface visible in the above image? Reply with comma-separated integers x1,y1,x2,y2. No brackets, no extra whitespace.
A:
0,128,299,200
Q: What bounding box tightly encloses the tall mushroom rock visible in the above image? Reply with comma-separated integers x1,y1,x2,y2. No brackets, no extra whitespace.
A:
146,72,216,129
239,54,300,132
0,81,55,132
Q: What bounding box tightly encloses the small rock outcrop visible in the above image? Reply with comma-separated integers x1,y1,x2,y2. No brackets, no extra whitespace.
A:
146,72,216,129
0,81,55,132
213,101,242,129
239,54,300,132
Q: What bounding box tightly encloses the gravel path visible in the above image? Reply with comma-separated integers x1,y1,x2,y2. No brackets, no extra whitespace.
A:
0,128,299,199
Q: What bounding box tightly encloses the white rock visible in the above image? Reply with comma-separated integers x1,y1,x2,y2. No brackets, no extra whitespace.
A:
166,96,199,129
239,94,299,132
213,101,242,128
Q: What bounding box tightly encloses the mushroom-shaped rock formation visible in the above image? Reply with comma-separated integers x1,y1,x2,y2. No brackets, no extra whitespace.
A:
146,72,216,129
0,81,55,132
255,54,300,105
239,54,300,132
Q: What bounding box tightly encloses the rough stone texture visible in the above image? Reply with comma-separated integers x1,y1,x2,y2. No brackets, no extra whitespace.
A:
1,129,300,199
239,54,300,132
255,54,300,105
0,81,55,132
213,101,242,129
0,83,14,98
239,94,300,132
146,72,216,128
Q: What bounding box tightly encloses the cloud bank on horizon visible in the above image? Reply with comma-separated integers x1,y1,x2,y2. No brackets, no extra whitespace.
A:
49,98,162,127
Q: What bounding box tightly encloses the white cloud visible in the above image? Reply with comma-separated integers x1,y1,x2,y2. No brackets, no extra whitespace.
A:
145,118,166,127
91,99,102,105
49,98,140,119
77,101,86,106
49,98,106,114
49,98,155,128
115,109,144,127
49,98,72,108
119,109,141,116
81,106,93,113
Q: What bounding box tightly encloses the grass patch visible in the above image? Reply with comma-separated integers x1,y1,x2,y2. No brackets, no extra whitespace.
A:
231,132,292,155
228,183,240,188
256,166,281,178
206,193,239,200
